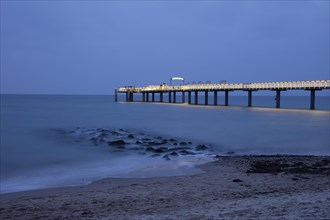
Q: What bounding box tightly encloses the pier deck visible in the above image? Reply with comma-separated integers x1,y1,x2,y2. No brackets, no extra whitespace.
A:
116,80,330,110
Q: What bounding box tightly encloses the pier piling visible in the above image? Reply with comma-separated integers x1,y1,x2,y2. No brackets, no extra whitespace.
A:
160,92,163,102
169,92,172,103
214,91,218,106
276,90,281,108
310,90,315,110
126,91,133,102
152,92,155,102
142,92,146,102
194,91,198,105
225,91,229,106
248,90,252,107
188,91,191,104
115,89,118,102
205,91,208,105
126,92,129,102
173,91,177,103
182,91,185,103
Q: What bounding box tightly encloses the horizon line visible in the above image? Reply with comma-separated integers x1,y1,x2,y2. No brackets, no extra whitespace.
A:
1,93,329,97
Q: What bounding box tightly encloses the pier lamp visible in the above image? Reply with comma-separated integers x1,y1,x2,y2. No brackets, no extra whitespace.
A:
170,77,185,86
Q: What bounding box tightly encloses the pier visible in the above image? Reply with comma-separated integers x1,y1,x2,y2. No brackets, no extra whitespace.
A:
116,80,330,110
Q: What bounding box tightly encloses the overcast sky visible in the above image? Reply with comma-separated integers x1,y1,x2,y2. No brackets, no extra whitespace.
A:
1,0,329,95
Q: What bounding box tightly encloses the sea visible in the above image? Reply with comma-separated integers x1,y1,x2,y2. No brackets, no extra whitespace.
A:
1,94,329,194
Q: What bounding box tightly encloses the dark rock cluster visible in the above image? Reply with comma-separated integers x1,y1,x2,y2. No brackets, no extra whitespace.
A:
62,127,213,160
247,157,330,175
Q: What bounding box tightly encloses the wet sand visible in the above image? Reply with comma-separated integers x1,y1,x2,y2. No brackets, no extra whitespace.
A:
1,155,329,220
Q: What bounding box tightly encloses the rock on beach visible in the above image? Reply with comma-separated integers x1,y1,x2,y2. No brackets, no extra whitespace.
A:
108,140,126,146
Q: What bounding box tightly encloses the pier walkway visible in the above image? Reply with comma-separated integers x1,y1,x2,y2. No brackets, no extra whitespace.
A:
115,80,330,110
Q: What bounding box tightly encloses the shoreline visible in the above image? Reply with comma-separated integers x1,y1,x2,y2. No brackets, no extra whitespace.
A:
1,155,329,219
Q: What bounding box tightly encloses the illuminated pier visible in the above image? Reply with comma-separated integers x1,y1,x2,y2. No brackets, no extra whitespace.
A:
116,80,330,110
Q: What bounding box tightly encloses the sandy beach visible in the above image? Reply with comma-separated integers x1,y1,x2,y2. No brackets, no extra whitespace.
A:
1,155,329,220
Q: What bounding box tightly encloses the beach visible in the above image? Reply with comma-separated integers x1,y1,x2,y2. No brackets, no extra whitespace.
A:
1,155,329,220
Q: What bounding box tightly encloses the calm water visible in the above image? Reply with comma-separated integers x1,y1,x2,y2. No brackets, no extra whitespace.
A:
1,94,329,193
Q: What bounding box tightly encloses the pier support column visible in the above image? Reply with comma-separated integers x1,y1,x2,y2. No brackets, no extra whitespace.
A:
214,91,217,106
152,92,155,102
142,92,146,102
126,92,129,102
194,91,198,105
130,92,134,102
115,89,118,102
169,92,172,103
310,90,315,110
225,91,229,106
182,91,185,103
205,91,208,105
248,90,252,107
173,91,176,103
188,91,191,104
146,92,149,102
276,90,281,108
160,92,163,102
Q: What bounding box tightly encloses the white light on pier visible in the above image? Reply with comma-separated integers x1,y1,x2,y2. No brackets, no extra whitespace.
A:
171,77,184,81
